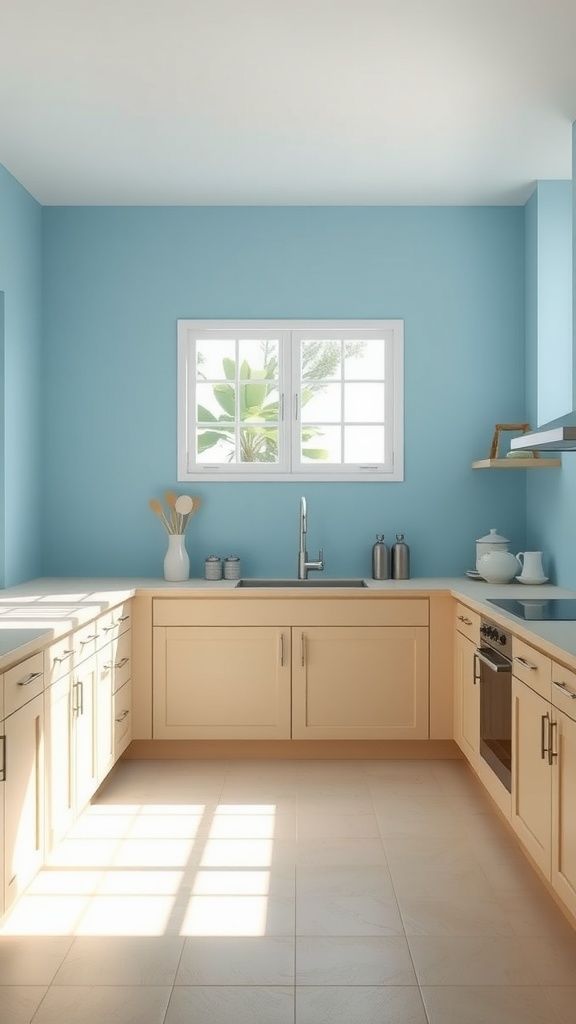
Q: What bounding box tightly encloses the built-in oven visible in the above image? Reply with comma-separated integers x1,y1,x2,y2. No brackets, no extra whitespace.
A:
476,618,513,793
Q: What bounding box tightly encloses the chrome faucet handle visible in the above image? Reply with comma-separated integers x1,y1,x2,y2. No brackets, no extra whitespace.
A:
318,548,324,565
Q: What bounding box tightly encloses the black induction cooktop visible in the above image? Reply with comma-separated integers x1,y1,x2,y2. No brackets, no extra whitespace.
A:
487,598,576,621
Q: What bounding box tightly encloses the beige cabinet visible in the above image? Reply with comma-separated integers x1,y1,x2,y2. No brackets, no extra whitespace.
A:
153,625,291,739
550,665,576,919
71,653,98,813
44,671,74,852
2,653,45,912
453,604,480,767
511,675,553,875
291,626,429,739
152,596,429,741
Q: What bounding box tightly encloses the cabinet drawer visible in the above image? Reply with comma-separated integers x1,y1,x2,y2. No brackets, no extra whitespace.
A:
551,662,576,722
111,629,131,692
455,603,480,644
153,597,429,628
74,619,104,662
44,634,76,686
4,652,44,716
512,637,551,701
106,602,132,639
114,681,132,757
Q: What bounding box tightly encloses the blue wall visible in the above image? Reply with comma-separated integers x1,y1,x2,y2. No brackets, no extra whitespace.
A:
0,165,43,587
41,206,527,579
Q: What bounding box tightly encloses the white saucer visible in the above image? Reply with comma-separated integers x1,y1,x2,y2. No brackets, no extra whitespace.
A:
465,570,482,579
515,575,549,585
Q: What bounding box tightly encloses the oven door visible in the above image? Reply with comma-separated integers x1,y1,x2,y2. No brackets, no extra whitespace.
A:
476,646,512,793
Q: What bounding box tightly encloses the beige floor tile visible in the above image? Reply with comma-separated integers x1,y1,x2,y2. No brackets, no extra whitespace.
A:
31,985,171,1024
0,937,73,985
53,936,184,986
26,870,103,897
165,985,294,1024
420,985,561,1024
397,893,513,936
297,810,381,840
0,895,88,936
542,986,576,1024
74,894,179,937
195,837,296,868
519,933,576,985
384,835,494,898
296,838,387,866
297,792,376,815
175,935,294,984
408,935,535,985
498,886,576,937
179,892,295,936
296,935,417,985
295,985,428,1024
296,892,404,936
296,863,395,899
0,986,48,1024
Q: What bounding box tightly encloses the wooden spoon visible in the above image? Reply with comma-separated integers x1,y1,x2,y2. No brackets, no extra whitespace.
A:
149,498,171,532
165,490,179,532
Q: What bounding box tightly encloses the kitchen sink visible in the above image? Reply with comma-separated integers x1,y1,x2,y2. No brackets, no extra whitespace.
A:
235,578,368,588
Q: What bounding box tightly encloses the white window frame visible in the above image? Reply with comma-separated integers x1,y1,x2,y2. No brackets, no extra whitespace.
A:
177,319,404,482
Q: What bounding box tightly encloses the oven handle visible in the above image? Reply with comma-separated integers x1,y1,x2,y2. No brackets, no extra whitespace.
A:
475,647,512,673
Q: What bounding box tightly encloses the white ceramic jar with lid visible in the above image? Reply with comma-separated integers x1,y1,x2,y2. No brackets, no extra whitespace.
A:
477,549,520,584
476,528,510,573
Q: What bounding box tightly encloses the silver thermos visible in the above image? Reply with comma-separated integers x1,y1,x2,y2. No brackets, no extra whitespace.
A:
372,534,390,580
391,534,410,579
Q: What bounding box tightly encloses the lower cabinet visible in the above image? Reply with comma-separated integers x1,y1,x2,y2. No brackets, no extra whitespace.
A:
153,626,291,739
453,607,480,769
291,626,429,739
72,654,98,814
3,692,44,912
512,658,576,920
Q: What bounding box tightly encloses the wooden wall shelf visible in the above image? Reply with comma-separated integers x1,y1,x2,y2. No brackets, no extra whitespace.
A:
472,458,562,469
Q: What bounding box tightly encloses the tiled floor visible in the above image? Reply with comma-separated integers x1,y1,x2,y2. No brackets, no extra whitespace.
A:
1,758,576,1023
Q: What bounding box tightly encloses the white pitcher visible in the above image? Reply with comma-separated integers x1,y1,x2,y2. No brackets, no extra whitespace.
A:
516,551,545,580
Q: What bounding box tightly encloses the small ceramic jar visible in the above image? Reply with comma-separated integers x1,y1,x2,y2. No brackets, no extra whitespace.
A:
476,528,510,573
204,556,222,580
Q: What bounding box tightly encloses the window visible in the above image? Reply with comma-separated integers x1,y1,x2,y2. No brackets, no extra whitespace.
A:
177,320,404,482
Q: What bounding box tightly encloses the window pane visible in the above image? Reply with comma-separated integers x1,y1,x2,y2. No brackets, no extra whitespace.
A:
344,425,385,463
344,339,385,380
196,340,236,379
345,383,385,422
196,426,235,463
238,339,279,379
300,425,341,463
240,427,279,464
240,382,279,423
301,339,343,382
301,383,342,422
197,383,235,422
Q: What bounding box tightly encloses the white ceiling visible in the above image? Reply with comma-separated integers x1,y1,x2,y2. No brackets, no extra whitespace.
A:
1,0,576,206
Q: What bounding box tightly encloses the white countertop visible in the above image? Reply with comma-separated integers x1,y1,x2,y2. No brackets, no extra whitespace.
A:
0,576,574,670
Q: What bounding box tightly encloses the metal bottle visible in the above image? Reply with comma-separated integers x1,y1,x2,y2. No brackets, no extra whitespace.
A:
391,534,410,580
371,534,390,580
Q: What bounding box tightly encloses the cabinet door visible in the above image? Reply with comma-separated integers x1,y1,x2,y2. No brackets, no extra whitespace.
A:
551,708,576,918
44,674,74,852
114,680,132,760
96,645,114,784
511,676,552,875
72,655,98,813
292,626,429,740
4,693,44,911
454,630,480,767
153,626,291,739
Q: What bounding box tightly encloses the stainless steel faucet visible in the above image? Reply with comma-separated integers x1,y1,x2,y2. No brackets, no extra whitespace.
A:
298,496,324,579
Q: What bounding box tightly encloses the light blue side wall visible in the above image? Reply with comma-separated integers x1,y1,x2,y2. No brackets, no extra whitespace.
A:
41,206,526,579
525,160,576,588
0,165,43,587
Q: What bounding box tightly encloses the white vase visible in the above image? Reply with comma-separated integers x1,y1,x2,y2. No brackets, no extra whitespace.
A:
163,534,190,582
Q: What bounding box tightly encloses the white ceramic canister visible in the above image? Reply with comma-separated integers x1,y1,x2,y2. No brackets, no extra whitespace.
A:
476,528,510,573
478,549,520,584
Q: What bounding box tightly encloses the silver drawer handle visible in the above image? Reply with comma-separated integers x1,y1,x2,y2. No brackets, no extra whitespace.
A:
54,649,74,663
458,615,472,626
116,615,130,624
553,681,576,700
18,671,42,687
80,633,99,644
513,656,538,671
115,709,129,722
114,657,130,669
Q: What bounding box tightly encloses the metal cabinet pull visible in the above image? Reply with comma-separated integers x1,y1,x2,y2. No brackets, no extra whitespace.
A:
458,614,472,626
80,634,98,645
473,652,480,685
18,671,42,687
73,680,85,716
279,633,284,666
549,720,558,765
54,649,74,663
117,615,130,624
301,633,305,667
114,657,130,669
0,735,6,781
103,662,113,672
514,656,537,671
553,681,576,700
115,709,130,722
541,712,550,761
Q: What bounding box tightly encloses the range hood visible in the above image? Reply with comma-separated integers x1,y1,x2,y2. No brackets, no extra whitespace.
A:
510,411,576,452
